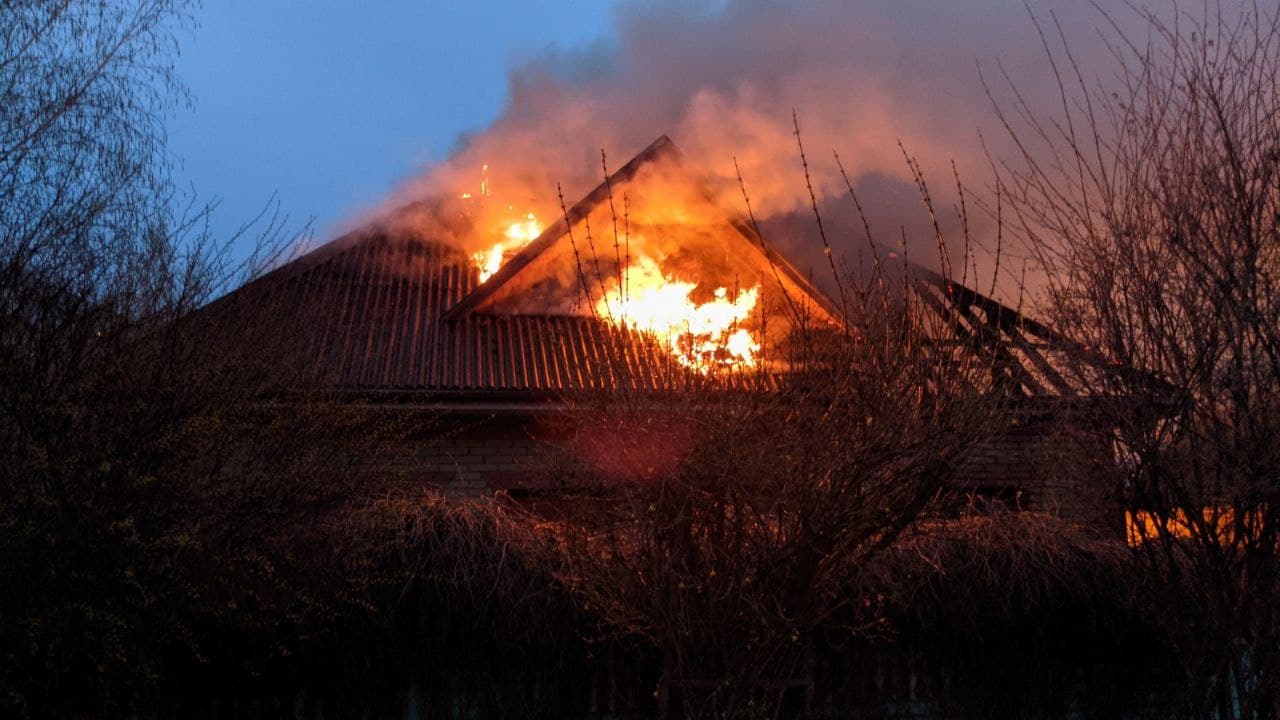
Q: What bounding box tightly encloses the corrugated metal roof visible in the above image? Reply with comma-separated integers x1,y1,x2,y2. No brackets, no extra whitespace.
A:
217,133,1127,401
229,223,1110,399
221,224,1137,401
249,229,700,393
243,229,1100,398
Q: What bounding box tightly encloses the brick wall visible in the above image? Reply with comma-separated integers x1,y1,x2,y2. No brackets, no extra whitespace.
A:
954,406,1120,527
357,413,591,496
360,404,1120,527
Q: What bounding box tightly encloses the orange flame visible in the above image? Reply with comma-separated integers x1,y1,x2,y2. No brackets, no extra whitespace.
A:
595,255,761,371
459,163,764,372
473,212,540,284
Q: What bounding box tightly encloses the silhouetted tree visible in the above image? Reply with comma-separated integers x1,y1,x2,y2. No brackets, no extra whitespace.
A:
0,3,396,716
990,3,1280,717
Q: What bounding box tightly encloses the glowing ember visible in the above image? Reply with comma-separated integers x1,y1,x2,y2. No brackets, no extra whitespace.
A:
473,212,540,283
595,255,761,371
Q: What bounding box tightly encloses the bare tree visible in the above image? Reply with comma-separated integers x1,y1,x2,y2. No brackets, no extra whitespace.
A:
989,2,1280,717
0,3,402,716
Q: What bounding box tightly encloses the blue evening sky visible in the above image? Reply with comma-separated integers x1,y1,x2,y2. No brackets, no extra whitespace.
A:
169,1,621,252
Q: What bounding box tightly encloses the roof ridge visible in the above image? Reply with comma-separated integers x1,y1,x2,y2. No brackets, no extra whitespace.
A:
440,135,680,320
440,134,843,326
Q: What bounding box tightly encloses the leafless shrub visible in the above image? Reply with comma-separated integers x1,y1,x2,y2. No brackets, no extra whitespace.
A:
336,493,593,718
857,509,1172,720
868,510,1132,627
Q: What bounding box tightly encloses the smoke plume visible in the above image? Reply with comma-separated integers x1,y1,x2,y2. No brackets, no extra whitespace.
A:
380,0,1111,300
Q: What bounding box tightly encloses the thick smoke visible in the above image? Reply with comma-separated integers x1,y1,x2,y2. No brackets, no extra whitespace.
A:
381,0,1110,301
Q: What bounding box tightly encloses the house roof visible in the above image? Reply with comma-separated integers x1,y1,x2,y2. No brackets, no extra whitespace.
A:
442,135,843,327
231,229,689,394
220,135,1110,402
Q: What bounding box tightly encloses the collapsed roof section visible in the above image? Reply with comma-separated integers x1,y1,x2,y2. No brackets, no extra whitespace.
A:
906,263,1108,398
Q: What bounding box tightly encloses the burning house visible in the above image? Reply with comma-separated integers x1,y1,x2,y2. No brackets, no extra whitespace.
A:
230,135,1111,519
186,135,1151,719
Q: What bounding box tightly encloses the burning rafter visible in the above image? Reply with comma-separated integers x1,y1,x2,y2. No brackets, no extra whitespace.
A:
441,135,842,372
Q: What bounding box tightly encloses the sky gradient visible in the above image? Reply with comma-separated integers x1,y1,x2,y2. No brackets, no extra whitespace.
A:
169,1,620,251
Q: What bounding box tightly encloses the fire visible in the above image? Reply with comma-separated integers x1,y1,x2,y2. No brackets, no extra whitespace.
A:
595,255,761,371
459,163,542,283
456,159,767,372
473,212,540,284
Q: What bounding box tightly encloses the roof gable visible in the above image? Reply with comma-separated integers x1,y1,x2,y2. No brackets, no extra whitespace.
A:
205,135,1128,400
442,136,843,329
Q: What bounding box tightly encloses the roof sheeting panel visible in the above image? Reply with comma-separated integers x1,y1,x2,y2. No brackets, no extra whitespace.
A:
247,231,680,393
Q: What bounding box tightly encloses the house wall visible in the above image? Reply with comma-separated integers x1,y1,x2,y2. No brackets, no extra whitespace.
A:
358,412,576,496
954,406,1120,527
364,403,1120,528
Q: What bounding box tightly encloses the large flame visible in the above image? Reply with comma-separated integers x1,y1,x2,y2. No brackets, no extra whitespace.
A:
458,164,764,372
595,255,761,371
